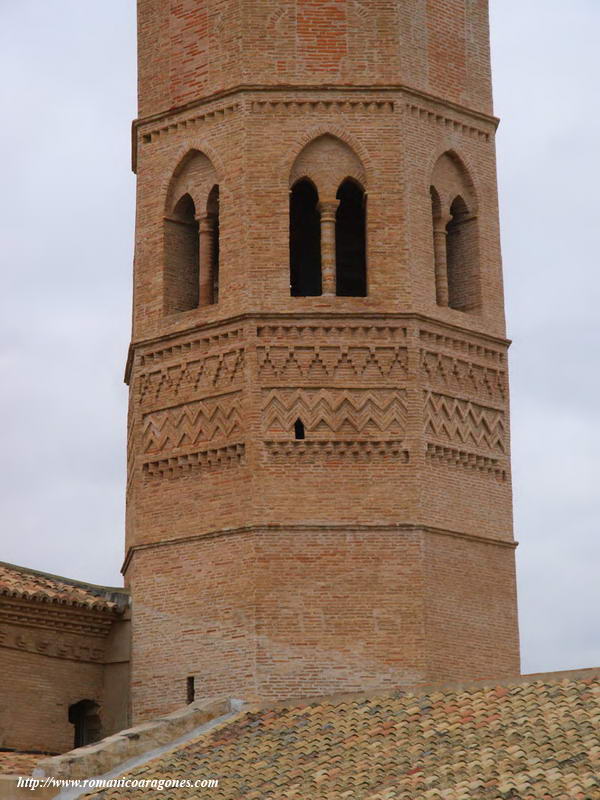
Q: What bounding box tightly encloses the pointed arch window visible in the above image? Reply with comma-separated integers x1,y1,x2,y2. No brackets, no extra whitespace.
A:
164,150,220,315
164,193,199,313
335,179,367,297
294,418,306,440
446,196,478,312
290,179,322,296
430,152,481,313
200,184,220,306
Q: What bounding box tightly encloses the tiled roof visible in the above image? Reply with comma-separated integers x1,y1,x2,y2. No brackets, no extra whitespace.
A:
0,751,47,776
0,561,126,613
86,672,600,799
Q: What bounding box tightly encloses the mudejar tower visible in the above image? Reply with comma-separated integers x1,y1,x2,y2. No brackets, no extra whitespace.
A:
125,0,520,721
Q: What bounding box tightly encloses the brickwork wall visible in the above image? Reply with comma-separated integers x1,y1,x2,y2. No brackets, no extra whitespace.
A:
1,645,104,754
126,0,519,721
137,0,492,118
129,90,504,339
128,535,258,721
128,527,518,716
0,607,130,754
424,533,520,681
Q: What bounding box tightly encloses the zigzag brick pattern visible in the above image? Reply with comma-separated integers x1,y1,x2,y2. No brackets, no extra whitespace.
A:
258,345,408,383
142,392,243,455
263,388,408,436
138,348,244,408
420,349,506,403
423,391,505,454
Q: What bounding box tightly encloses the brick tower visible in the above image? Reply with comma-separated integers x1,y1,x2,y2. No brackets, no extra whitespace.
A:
125,0,520,721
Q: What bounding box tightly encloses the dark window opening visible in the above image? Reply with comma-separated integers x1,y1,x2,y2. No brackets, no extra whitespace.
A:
290,179,322,296
69,700,102,749
446,195,479,312
207,185,220,304
187,676,195,704
294,418,306,440
164,193,199,313
335,179,367,297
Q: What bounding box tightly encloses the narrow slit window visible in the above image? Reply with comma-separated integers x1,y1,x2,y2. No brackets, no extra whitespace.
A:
187,676,195,704
294,418,306,440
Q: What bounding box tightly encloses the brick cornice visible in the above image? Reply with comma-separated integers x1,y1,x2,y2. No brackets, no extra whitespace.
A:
0,596,116,637
124,312,511,384
131,83,499,172
121,523,517,576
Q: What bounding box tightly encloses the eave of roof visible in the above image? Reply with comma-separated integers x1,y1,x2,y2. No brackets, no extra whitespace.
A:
0,561,129,614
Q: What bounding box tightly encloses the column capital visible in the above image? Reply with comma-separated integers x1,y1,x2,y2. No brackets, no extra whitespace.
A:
433,212,452,231
317,199,340,221
196,212,216,232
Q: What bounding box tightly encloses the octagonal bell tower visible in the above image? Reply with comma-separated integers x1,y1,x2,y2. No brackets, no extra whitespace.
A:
125,0,520,721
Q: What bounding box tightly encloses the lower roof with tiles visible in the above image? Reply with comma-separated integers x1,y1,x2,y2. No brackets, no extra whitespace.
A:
0,561,128,613
87,669,600,800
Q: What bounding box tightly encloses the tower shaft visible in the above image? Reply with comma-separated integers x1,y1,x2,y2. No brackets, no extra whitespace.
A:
127,0,519,721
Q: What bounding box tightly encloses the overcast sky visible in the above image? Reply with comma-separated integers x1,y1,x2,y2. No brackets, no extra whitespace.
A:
0,1,598,676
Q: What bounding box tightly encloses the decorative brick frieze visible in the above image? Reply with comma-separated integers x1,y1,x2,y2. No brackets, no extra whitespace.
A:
142,391,243,455
262,388,408,437
257,324,408,342
137,347,245,409
258,345,408,383
263,439,409,463
406,102,491,140
425,443,507,481
142,443,246,480
0,623,105,663
251,99,395,114
137,328,243,370
420,349,506,403
140,102,241,146
0,599,115,638
423,391,506,454
419,328,506,364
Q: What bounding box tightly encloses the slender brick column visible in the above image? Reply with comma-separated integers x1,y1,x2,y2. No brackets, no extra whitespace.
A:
318,199,339,296
198,214,216,306
433,218,450,307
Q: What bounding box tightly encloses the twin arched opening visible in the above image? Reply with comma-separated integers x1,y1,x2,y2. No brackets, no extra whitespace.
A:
289,177,367,297
289,134,367,298
162,144,482,314
430,153,481,313
164,151,220,314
